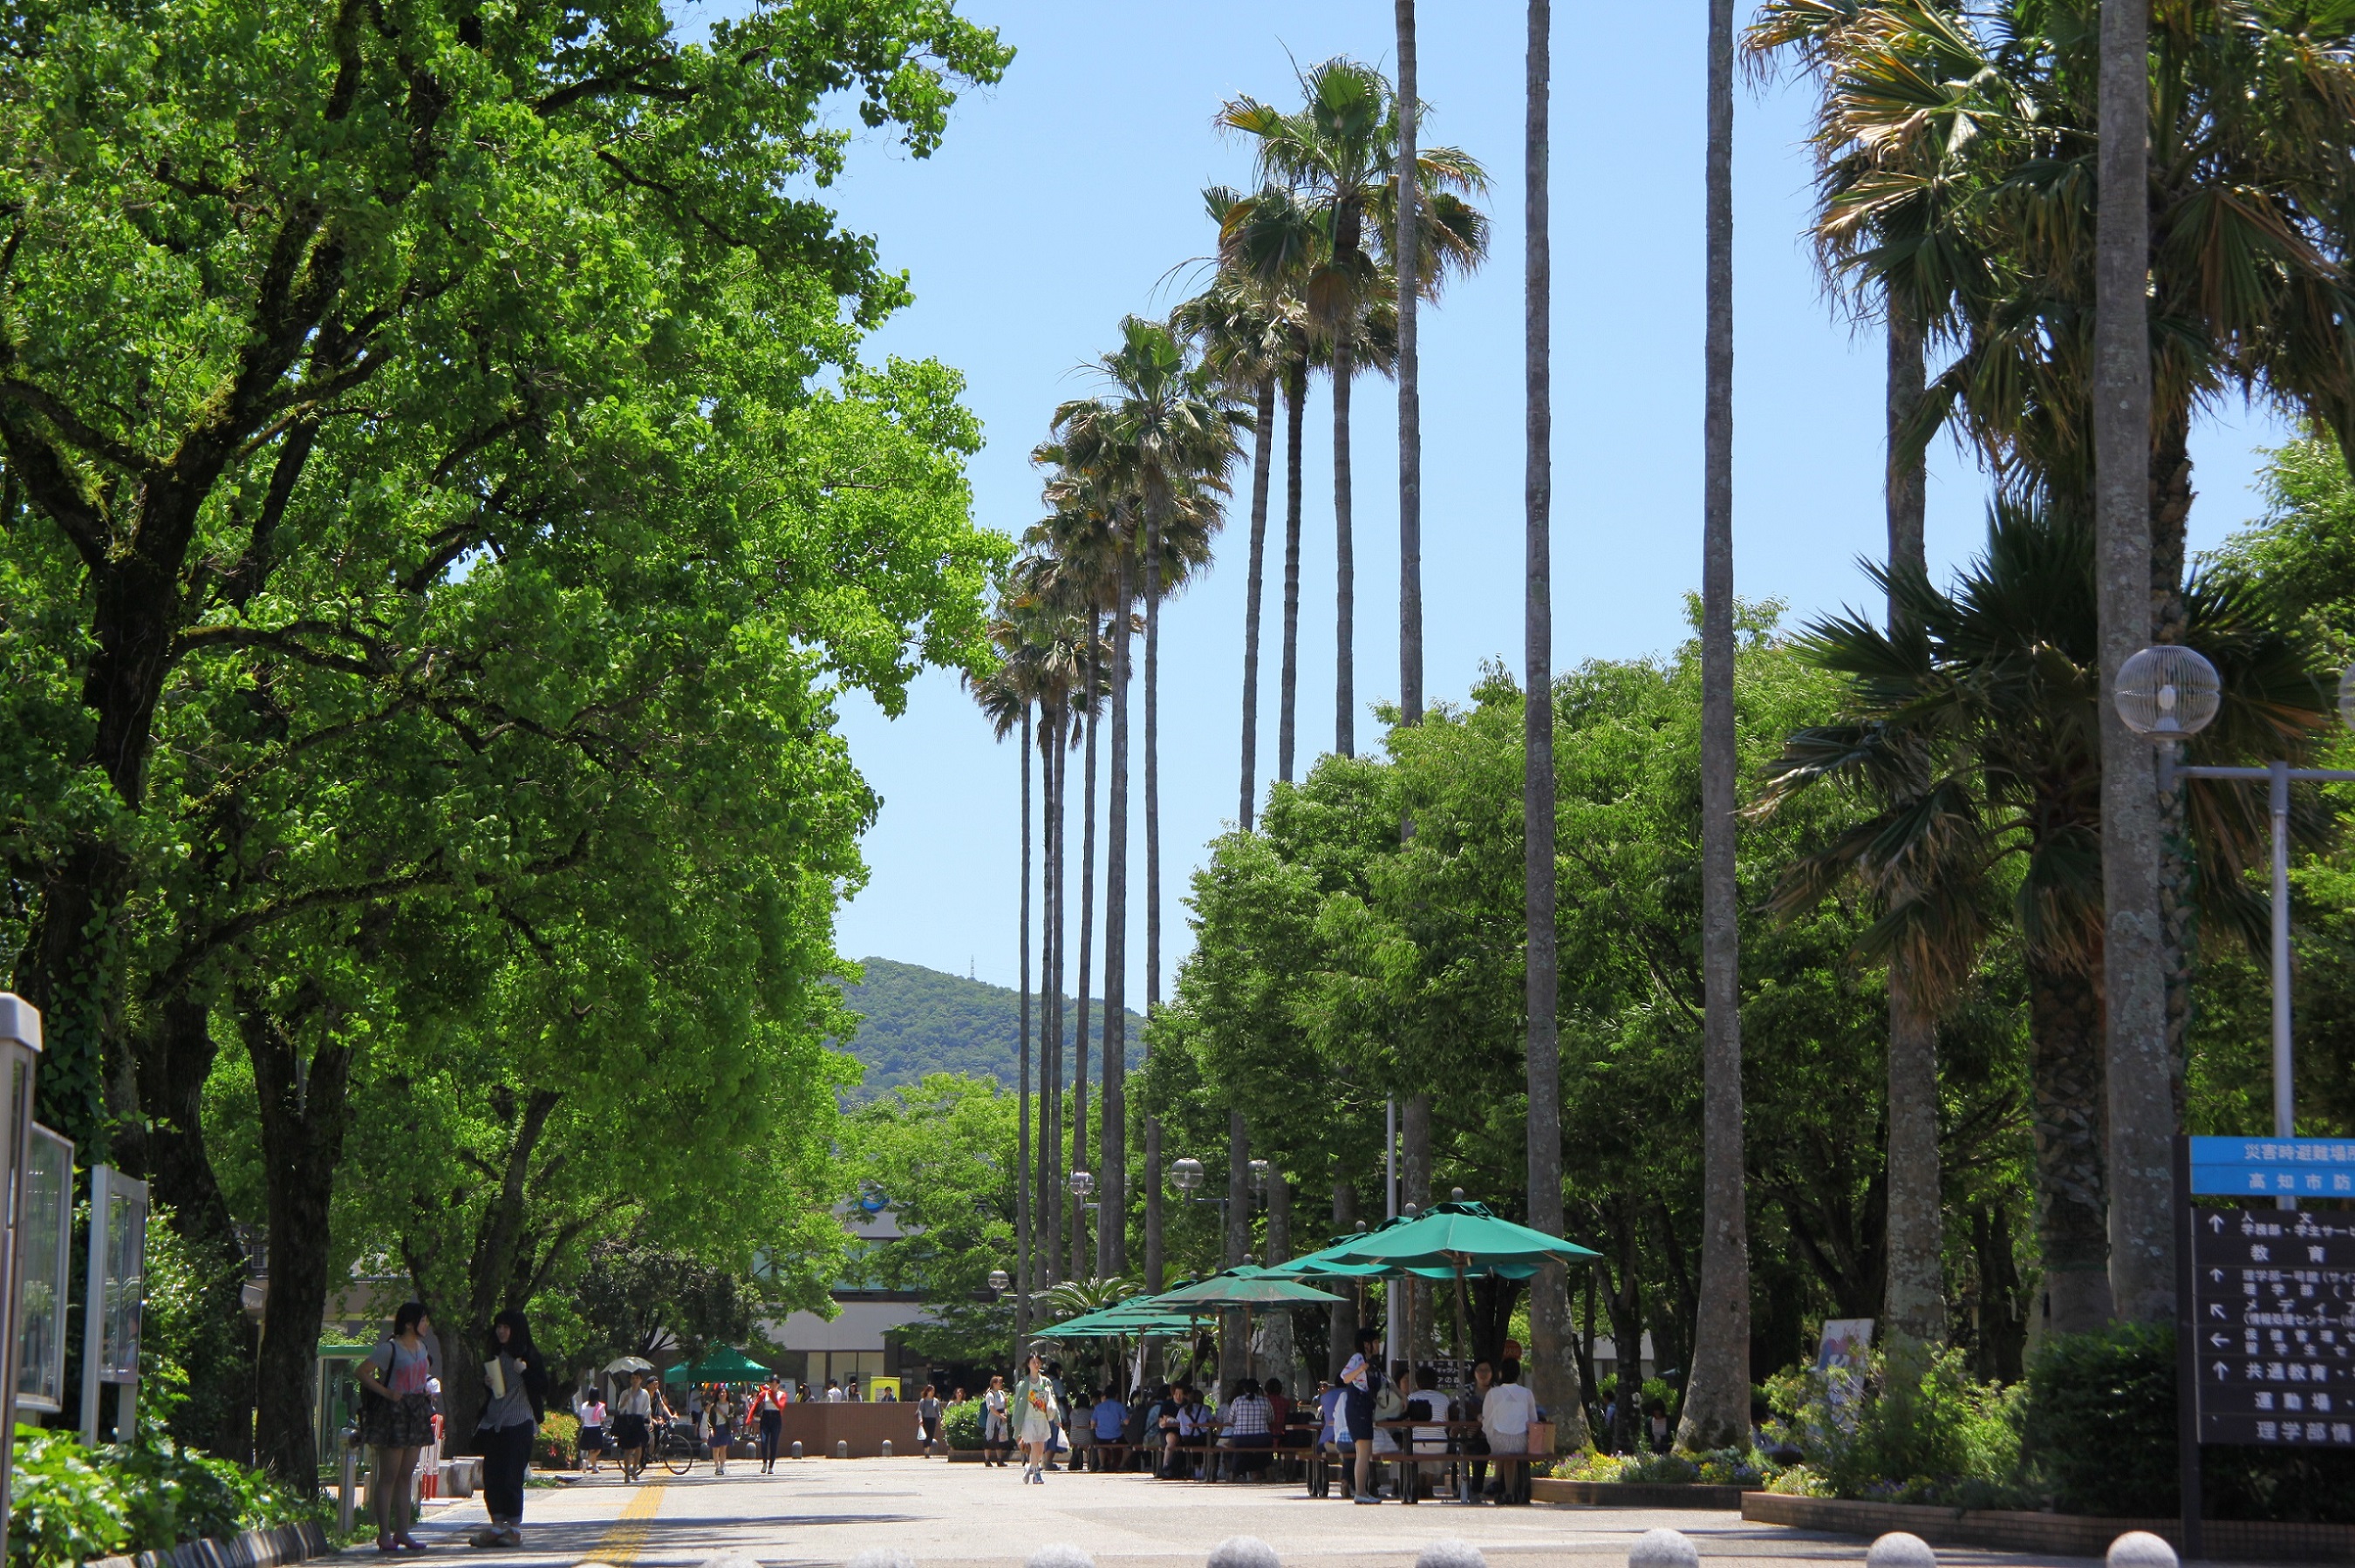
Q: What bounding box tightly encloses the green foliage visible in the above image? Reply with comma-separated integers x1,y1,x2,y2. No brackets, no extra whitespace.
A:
570,1242,772,1385
2022,1325,2180,1517
942,1397,986,1451
7,1427,322,1568
536,1413,581,1471
844,1073,1017,1363
833,958,1139,1099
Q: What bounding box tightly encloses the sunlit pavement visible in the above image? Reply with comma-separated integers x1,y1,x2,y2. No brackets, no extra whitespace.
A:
411,1458,2120,1568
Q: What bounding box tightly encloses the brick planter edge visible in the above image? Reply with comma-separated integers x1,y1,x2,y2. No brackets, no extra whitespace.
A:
1743,1491,2355,1564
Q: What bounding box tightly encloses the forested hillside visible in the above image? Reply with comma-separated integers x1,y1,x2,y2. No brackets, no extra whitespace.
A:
832,958,1143,1098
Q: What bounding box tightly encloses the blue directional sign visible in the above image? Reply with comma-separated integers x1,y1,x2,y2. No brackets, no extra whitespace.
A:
2190,1136,2355,1199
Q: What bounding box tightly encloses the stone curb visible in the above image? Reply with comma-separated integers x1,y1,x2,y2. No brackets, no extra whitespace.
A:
1531,1480,1751,1510
86,1518,335,1568
1743,1491,2355,1564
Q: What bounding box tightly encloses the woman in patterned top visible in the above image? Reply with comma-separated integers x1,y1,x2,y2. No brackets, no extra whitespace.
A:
357,1302,440,1552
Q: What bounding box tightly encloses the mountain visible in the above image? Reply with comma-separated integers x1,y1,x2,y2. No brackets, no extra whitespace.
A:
830,957,1145,1100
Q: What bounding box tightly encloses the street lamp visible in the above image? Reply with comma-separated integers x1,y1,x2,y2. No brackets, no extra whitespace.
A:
1247,1159,1269,1195
1170,1157,1205,1194
988,1269,1010,1293
2115,647,2355,1168
1068,1169,1095,1201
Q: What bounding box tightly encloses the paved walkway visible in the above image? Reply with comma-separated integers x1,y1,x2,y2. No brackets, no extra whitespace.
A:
408,1459,2120,1568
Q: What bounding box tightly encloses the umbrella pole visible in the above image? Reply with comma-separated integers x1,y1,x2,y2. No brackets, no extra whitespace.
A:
1452,1261,1471,1366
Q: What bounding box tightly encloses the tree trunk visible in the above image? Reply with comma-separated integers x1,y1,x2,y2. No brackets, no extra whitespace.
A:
1219,1110,1252,1394
1102,566,1132,1277
1253,1172,1300,1397
243,993,357,1489
1143,1115,1164,1292
1880,294,1943,1348
1018,703,1034,1333
2150,419,2197,1124
1279,359,1307,785
2095,0,2174,1326
1241,377,1276,828
1601,1210,1646,1455
1147,505,1163,1012
1403,1094,1437,1361
126,996,257,1457
1329,1175,1359,1379
1682,0,1751,1454
433,1087,560,1447
1075,635,1100,1274
1396,0,1423,732
1332,328,1355,760
1969,1204,2029,1383
2031,953,2115,1336
1522,0,1585,1454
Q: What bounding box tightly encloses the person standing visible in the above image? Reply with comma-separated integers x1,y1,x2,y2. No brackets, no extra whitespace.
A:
1340,1327,1385,1504
612,1370,653,1483
472,1310,547,1549
918,1386,944,1456
706,1387,737,1476
356,1301,440,1553
576,1384,609,1476
1479,1358,1538,1503
1013,1350,1060,1483
982,1374,1012,1467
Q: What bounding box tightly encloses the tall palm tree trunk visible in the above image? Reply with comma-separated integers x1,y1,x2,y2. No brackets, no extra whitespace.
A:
1143,1115,1164,1291
1018,703,1034,1336
1333,330,1356,760
2033,952,2116,1333
1075,636,1100,1272
1043,706,1066,1284
1101,558,1134,1278
1147,510,1164,1011
1328,1174,1358,1379
1241,378,1277,828
1882,296,1944,1348
2151,416,2197,1128
2095,0,2172,1325
1522,0,1586,1452
1396,0,1423,732
1682,0,1751,1451
1280,359,1307,784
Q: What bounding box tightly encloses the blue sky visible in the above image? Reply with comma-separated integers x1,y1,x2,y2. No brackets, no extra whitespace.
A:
723,1,2290,998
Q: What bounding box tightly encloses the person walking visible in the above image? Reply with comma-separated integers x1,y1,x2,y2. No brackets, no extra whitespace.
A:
918,1385,944,1456
356,1301,440,1554
576,1384,609,1476
612,1370,653,1483
1013,1351,1060,1483
982,1374,1012,1467
472,1310,548,1549
706,1387,737,1475
754,1379,786,1473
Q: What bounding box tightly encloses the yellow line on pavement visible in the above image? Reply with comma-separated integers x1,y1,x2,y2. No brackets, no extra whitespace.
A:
586,1475,668,1566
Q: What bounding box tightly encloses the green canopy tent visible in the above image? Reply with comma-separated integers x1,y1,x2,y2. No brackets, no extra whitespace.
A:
663,1346,774,1384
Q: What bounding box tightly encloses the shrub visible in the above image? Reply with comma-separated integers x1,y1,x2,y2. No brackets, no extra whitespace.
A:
1777,1345,2030,1508
943,1397,985,1450
535,1412,580,1469
2021,1323,2177,1517
8,1425,323,1568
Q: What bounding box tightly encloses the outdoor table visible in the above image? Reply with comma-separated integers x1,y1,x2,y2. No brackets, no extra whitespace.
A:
1365,1419,1538,1503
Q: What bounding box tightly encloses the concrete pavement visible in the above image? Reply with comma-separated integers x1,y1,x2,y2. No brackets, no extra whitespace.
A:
408,1458,2113,1568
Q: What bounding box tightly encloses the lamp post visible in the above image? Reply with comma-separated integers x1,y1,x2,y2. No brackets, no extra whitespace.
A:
988,1268,1014,1374
2114,647,2355,1187
1067,1170,1097,1273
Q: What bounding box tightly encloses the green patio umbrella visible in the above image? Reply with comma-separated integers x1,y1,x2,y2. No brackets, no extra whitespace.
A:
663,1346,774,1382
1148,1267,1345,1309
1318,1201,1600,1272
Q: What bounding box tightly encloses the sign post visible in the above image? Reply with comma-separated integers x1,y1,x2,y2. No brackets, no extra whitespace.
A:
0,994,46,1568
2176,1135,2355,1558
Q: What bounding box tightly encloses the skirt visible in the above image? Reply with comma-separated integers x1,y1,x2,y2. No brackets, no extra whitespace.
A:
359,1391,438,1450
578,1423,608,1453
613,1413,651,1449
709,1424,733,1446
1018,1409,1055,1445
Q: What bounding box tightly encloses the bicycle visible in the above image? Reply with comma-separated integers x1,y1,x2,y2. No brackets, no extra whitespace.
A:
654,1420,701,1476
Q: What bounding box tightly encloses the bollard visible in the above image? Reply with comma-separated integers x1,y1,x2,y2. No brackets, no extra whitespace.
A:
1867,1535,1935,1568
880,1440,893,1457
1027,1549,1096,1568
835,1440,850,1458
1209,1537,1283,1568
2107,1534,2178,1568
1628,1531,1699,1568
1414,1544,1485,1568
789,1440,803,1460
850,1551,918,1568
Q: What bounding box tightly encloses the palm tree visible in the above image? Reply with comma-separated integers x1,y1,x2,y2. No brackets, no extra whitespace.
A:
1220,61,1487,759
1682,0,1751,1452
1520,0,1584,1454
1396,0,1423,732
1758,501,2327,1334
966,615,1046,1333
1749,0,2355,1321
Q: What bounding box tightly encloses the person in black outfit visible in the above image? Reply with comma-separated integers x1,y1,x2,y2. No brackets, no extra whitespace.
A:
474,1310,549,1549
